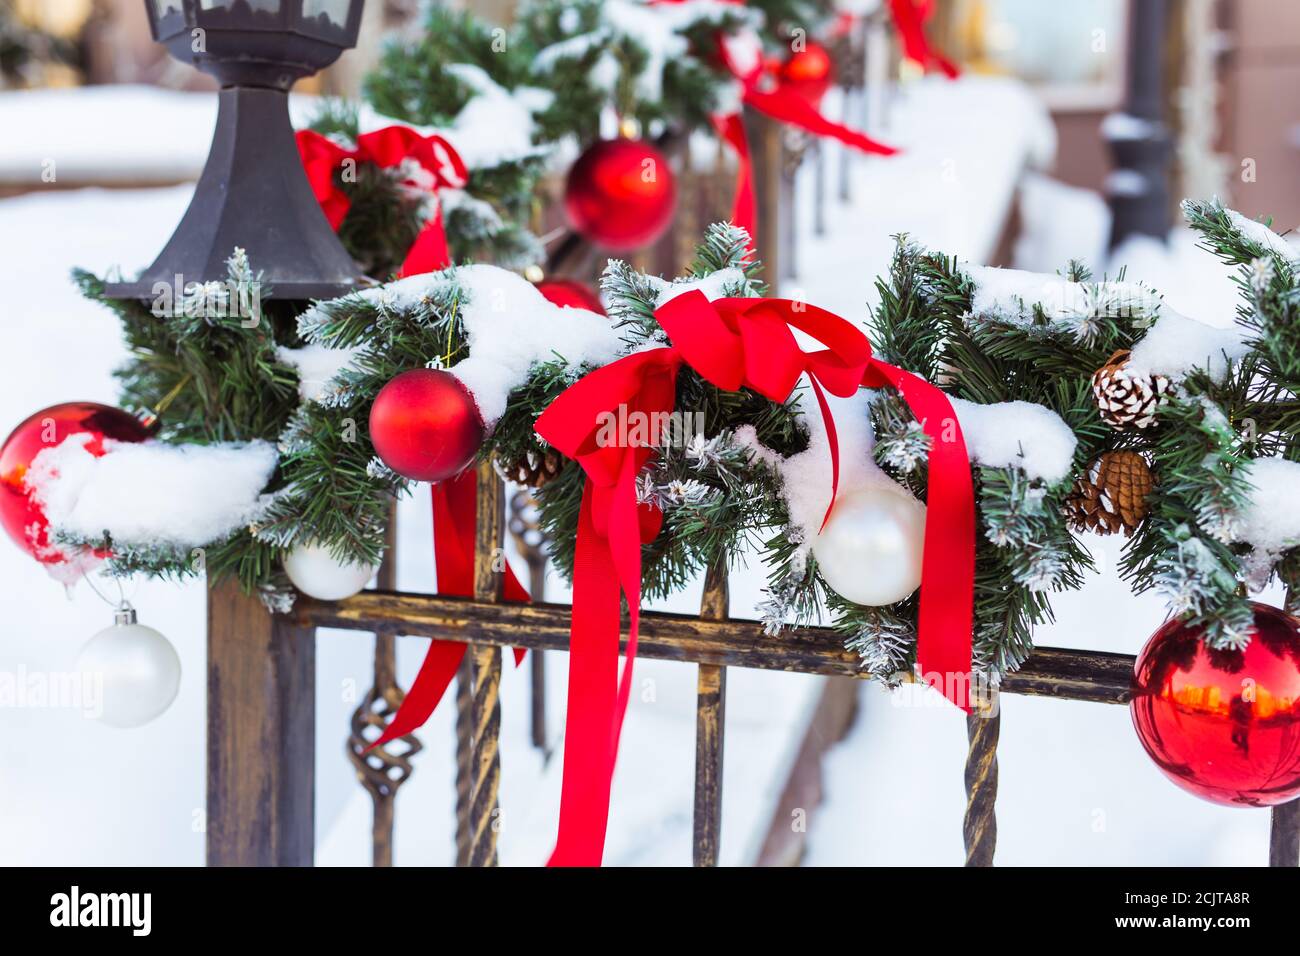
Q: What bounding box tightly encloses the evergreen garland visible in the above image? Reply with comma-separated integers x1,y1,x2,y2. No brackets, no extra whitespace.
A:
71,195,1298,686
72,251,301,601
1119,200,1300,644
757,244,1126,683
513,0,754,143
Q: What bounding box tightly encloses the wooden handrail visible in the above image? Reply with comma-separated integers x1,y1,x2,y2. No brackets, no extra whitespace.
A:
291,588,1137,705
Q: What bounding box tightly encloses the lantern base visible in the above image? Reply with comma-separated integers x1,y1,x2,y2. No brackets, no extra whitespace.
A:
104,86,361,303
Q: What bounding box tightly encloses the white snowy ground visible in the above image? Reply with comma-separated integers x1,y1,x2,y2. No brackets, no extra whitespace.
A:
0,74,1196,867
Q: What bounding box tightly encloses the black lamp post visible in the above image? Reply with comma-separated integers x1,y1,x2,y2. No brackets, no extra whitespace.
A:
1106,0,1172,250
106,0,365,301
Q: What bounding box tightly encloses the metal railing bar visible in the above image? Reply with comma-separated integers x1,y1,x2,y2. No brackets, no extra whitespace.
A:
454,656,473,867
1271,798,1300,867
692,558,729,867
963,693,1000,867
291,590,1137,704
467,461,504,867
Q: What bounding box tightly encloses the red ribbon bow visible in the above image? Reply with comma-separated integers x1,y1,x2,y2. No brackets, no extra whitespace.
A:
660,294,872,529
535,290,975,866
296,125,470,276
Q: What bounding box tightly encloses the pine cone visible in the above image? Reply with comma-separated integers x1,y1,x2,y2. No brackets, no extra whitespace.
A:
1066,450,1154,536
1092,349,1170,430
506,448,564,488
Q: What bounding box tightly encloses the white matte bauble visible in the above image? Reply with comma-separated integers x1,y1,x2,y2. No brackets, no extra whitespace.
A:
813,484,926,607
77,607,181,728
283,542,380,601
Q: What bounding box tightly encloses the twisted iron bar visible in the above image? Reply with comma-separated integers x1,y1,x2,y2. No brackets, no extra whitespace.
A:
963,693,1000,867
454,655,473,867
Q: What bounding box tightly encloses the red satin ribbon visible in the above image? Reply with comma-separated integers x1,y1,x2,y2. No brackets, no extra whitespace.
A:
887,0,960,79
710,113,756,243
535,290,975,865
538,349,678,866
369,472,529,752
296,125,470,276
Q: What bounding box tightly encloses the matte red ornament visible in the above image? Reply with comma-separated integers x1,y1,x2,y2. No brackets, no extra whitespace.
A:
0,403,150,566
536,278,606,315
776,41,835,109
1131,603,1300,807
563,139,676,252
369,369,483,483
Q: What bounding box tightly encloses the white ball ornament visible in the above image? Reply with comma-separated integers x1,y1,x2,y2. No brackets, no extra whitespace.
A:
77,606,181,729
812,485,926,607
283,542,380,601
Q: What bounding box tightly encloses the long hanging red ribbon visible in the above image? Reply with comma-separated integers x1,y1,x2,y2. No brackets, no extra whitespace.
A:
710,112,756,243
535,290,975,866
540,350,679,865
887,0,961,79
710,32,899,251
368,472,529,752
296,125,469,277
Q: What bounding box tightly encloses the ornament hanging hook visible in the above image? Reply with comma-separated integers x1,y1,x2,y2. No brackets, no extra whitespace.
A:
81,570,136,617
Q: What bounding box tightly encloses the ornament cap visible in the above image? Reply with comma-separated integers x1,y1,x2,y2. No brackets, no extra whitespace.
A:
114,604,138,627
617,116,643,140
131,408,162,436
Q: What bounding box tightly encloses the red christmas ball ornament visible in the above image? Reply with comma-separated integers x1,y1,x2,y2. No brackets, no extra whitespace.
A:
563,138,676,252
776,41,835,108
369,369,483,483
0,403,150,566
1131,603,1300,807
536,278,606,315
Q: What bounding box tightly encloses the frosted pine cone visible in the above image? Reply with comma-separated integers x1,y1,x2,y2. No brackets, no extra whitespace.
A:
506,448,565,488
1065,450,1154,536
1092,349,1170,430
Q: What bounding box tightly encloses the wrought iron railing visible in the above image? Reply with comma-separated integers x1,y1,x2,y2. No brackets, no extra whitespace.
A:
204,463,1300,867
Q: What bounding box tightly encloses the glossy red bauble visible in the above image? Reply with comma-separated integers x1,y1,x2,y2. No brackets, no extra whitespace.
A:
563,139,676,252
776,41,835,108
1131,603,1300,807
0,403,150,565
368,369,483,483
536,278,606,315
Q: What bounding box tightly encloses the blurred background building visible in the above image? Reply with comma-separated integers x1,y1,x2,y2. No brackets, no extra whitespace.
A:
3,0,1296,221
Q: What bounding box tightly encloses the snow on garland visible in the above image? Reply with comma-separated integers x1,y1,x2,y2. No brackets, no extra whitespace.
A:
431,64,554,171
531,0,759,104
949,398,1077,484
1126,307,1248,383
292,265,623,426
1223,208,1300,267
963,263,1159,344
277,344,360,404
29,437,277,559
1229,458,1300,590
443,265,622,426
